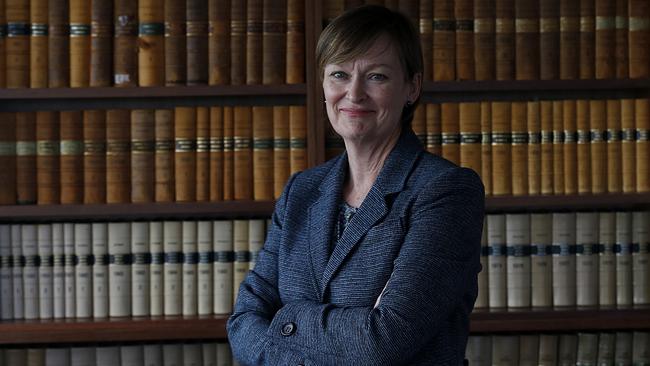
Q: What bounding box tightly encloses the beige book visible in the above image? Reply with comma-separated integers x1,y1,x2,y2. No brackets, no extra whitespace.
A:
182,220,198,316
44,348,70,366
636,98,649,192
511,102,528,196
607,99,623,193
426,103,442,157
487,214,507,308
552,212,577,307
441,102,460,165
597,332,616,365
197,220,213,315
143,344,162,366
108,222,132,317
599,212,617,306
621,99,636,193
213,220,234,314
163,221,182,315
576,99,591,194
5,349,27,366
459,102,482,176
491,102,512,195
465,335,492,366
202,343,216,366
616,211,633,306
558,334,578,366
475,219,488,309
632,332,650,365
506,213,531,308
96,346,120,366
527,101,541,195
632,211,650,305
11,224,25,320
552,100,564,194
519,335,539,366
614,332,633,366
233,220,250,304
590,100,607,194
539,334,559,366
540,101,554,195
576,333,598,365
563,100,577,194
576,212,599,307
131,222,150,317
149,221,164,316
491,335,519,366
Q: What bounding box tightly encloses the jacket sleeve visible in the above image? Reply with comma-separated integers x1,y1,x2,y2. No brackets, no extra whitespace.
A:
263,167,485,365
226,173,300,365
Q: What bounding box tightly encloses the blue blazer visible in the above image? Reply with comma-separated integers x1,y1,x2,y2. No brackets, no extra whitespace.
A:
227,128,485,365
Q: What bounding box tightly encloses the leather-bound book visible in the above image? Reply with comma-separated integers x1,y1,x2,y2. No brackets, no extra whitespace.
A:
273,105,289,199
455,0,474,80
138,0,165,86
552,100,564,194
131,109,155,203
433,0,455,81
563,100,577,195
286,0,304,84
234,106,252,199
48,0,69,87
59,111,84,204
36,111,60,204
615,0,628,78
223,106,234,200
208,0,230,85
559,0,579,79
426,103,442,156
629,0,650,78
590,100,607,194
527,101,541,195
515,0,539,80
579,0,596,79
30,0,48,88
606,99,622,193
196,107,210,201
187,0,209,85
262,0,286,85
412,104,426,145
252,106,274,200
70,0,91,87
540,101,554,195
480,102,492,194
83,110,106,204
511,101,528,195
492,101,512,195
289,105,307,174
246,0,262,84
540,0,559,80
16,112,36,204
419,0,432,81
621,99,635,193
6,0,29,88
209,106,224,201
576,100,591,194
155,109,175,202
0,112,16,204
175,106,197,202
230,1,246,85
165,0,187,85
474,0,495,80
113,0,138,86
90,0,113,86
495,0,515,80
459,102,481,176
441,102,460,165
106,109,131,203
0,2,6,88
636,98,649,192
595,0,616,79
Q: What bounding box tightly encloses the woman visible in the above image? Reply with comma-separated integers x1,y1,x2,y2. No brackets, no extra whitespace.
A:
227,5,484,365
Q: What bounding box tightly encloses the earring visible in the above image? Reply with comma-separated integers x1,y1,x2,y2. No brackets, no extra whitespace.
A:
405,100,412,107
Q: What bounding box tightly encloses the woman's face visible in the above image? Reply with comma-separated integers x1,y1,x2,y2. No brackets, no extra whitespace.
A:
323,35,420,146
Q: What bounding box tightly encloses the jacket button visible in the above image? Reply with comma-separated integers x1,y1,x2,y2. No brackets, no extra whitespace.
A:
281,322,296,336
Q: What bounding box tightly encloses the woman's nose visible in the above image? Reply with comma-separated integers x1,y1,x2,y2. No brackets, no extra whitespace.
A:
345,77,366,103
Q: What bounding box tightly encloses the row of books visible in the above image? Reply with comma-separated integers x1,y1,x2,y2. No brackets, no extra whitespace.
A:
476,211,650,310
326,0,650,81
0,342,235,366
0,219,269,320
0,0,305,88
466,331,650,366
0,105,307,205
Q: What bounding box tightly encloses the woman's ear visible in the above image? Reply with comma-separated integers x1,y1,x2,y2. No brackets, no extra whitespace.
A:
408,72,423,103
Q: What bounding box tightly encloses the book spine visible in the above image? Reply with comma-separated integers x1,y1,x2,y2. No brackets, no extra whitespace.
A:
248,219,265,269
83,110,107,204
599,212,617,306
0,112,16,205
182,344,202,366
91,222,108,318
632,211,649,304
474,0,495,80
531,213,553,307
63,223,75,318
540,0,559,80
60,111,84,204
519,335,540,365
552,212,577,307
0,2,6,88
597,332,616,365
246,0,263,84
475,220,488,309
175,106,197,202
44,348,71,365
596,0,616,78
143,344,163,366
459,102,482,176
187,0,209,85
90,0,113,86
6,0,29,88
106,109,131,203
27,348,45,365
164,0,187,86
487,214,507,308
209,106,224,201
289,105,307,175
131,221,150,317
22,224,39,319
234,106,252,200
208,0,230,85
527,101,541,195
505,213,531,308
576,333,599,365
633,332,650,364
108,222,131,317
201,343,216,366
121,345,144,366
614,332,633,365
616,211,633,306
577,100,591,194
70,0,91,87
213,220,233,314
285,0,303,83
230,1,246,85
563,100,578,194
420,0,433,81
74,223,92,318
433,0,456,81
113,0,138,86
96,346,121,366
11,225,24,319
36,111,60,204
30,0,48,88
629,0,650,78
196,107,210,201
15,112,36,205
607,99,623,193
182,220,198,316
580,0,596,79
441,103,460,165
540,101,554,195
48,0,70,87
615,0,628,78
253,106,274,200
131,109,155,203
455,0,474,80
70,347,96,366
262,0,286,85
273,106,290,199
576,212,599,306
515,0,539,80
37,224,53,319
138,0,165,86
0,225,13,320
163,221,182,315
621,99,636,193
154,109,175,202
233,219,249,304
223,106,234,200
590,100,607,194
466,336,492,364
491,101,512,195
162,344,183,366
149,221,164,316
511,101,528,195
197,220,213,315
560,0,580,79
495,0,515,80
51,223,64,319
636,98,649,192
552,100,564,194
480,102,492,194
216,343,233,365
492,335,520,364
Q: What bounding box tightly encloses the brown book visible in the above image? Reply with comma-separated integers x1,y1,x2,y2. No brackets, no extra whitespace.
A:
60,111,84,204
196,107,210,201
540,100,554,195
398,0,418,25
262,0,286,85
495,0,515,80
527,101,541,195
209,0,230,85
165,0,187,85
209,106,224,201
16,112,36,204
106,109,131,203
412,104,426,145
433,0,455,81
563,100,577,195
286,0,303,84
576,99,591,194
138,0,165,86
474,0,495,81
606,99,622,193
636,98,649,192
426,103,442,156
289,105,307,174
234,106,252,199
324,0,344,25
511,101,528,195
552,100,564,194
252,106,273,200
90,0,113,86
419,0,433,81
30,0,48,88
441,102,460,165
629,0,650,78
515,0,539,80
175,106,197,202
273,105,289,199
0,1,6,88
0,112,16,204
131,109,155,203
155,109,175,202
223,106,234,199
246,0,263,84
70,0,91,87
615,0,628,78
459,102,481,176
480,102,492,194
560,0,580,79
6,0,29,88
595,0,616,79
491,101,512,195
230,1,246,85
590,100,607,194
114,0,138,86
579,0,595,79
83,110,107,204
49,0,70,87
621,99,635,193
455,0,474,80
187,0,209,85
36,111,60,204
540,0,559,80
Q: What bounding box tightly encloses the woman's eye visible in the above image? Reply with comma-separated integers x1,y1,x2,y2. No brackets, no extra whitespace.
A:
369,73,387,81
330,71,347,79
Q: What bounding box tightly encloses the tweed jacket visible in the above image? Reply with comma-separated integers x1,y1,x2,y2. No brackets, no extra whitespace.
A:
227,128,485,365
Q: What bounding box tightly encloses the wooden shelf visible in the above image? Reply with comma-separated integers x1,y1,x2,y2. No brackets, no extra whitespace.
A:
0,316,228,345
470,306,650,333
485,192,650,213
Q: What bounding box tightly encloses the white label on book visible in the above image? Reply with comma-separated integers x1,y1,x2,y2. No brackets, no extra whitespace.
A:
131,222,150,317
213,220,234,314
75,223,93,318
37,224,53,319
22,224,39,320
150,221,164,316
197,221,213,315
552,213,577,307
109,222,132,317
487,214,507,309
164,221,182,315
182,221,198,316
531,213,553,308
51,223,65,319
